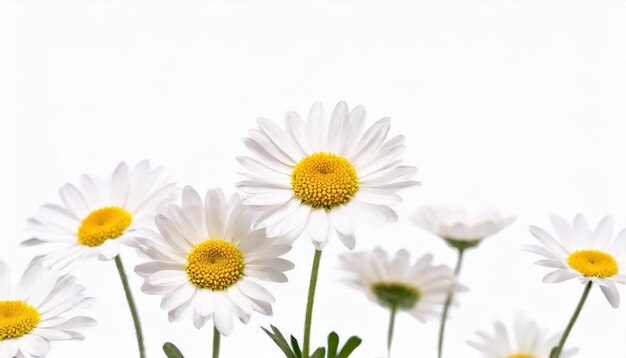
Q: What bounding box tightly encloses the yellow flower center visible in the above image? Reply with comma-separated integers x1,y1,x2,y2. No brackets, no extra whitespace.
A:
567,250,618,278
0,301,40,340
185,239,244,290
78,206,132,247
291,152,358,209
507,354,536,358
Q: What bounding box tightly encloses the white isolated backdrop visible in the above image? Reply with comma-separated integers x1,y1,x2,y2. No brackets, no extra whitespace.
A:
1,1,626,357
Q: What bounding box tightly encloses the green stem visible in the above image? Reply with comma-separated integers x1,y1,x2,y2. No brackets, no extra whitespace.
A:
387,305,398,357
115,255,146,358
302,249,323,358
550,281,592,358
213,325,221,358
437,248,465,358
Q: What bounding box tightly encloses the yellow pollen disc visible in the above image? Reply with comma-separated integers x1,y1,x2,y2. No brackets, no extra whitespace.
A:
78,206,132,247
0,301,40,340
507,354,536,358
291,152,358,209
185,239,244,290
567,249,618,278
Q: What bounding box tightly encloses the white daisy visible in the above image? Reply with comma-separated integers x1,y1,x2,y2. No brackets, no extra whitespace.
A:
0,259,96,358
24,161,176,269
339,247,463,322
526,214,626,308
134,187,293,336
237,101,419,250
467,313,578,358
411,206,515,249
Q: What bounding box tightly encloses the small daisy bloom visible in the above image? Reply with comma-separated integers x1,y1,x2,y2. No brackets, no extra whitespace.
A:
338,247,463,322
0,259,96,358
467,313,578,358
526,214,626,308
135,187,293,336
237,101,419,250
411,206,515,249
24,161,176,270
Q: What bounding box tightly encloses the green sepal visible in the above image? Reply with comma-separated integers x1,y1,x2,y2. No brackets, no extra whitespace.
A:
163,342,185,358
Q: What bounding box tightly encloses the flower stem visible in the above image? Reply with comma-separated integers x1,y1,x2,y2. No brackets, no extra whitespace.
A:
387,305,398,357
550,281,592,358
437,247,465,358
302,249,323,358
114,255,145,358
213,325,221,358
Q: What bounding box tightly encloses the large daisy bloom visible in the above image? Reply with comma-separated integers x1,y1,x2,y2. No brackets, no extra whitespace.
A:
526,214,626,308
237,101,419,250
338,247,463,322
24,161,176,270
134,187,293,336
467,313,578,358
0,259,96,358
411,206,515,249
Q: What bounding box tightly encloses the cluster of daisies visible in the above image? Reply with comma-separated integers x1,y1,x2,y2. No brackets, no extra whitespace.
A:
1,101,624,358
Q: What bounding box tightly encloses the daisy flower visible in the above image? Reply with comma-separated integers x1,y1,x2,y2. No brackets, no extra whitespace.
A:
339,247,462,354
412,206,514,358
24,160,176,268
526,214,626,357
25,160,176,358
0,259,95,358
467,313,578,358
134,187,293,357
237,101,418,250
411,206,515,250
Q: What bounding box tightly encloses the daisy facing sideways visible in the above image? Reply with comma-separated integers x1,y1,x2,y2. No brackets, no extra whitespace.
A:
0,259,95,358
24,161,176,269
411,206,515,250
526,214,626,358
339,247,463,354
134,187,293,357
467,313,578,358
237,101,418,250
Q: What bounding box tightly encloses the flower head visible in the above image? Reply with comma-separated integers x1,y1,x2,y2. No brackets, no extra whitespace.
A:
411,206,515,250
526,214,626,308
237,101,419,250
25,161,176,270
0,259,96,357
338,247,462,322
467,313,578,358
135,187,293,336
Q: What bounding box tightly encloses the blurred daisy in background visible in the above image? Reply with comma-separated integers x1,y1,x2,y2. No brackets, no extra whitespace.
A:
135,187,293,358
411,206,515,358
237,101,418,357
339,247,463,356
526,214,626,357
0,259,95,358
467,313,578,358
24,160,176,358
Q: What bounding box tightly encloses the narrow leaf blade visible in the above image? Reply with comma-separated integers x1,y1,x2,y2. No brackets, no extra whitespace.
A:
163,342,185,358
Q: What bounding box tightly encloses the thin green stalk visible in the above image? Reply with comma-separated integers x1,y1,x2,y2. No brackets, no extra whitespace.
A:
115,255,145,358
437,248,465,358
213,326,221,358
387,305,398,357
302,249,323,358
550,281,592,358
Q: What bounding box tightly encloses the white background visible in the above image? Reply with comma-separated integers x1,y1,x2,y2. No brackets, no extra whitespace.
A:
2,1,626,357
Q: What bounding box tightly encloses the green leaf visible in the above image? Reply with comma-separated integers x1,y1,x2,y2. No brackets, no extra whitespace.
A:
327,332,339,358
290,335,302,358
337,336,362,358
163,342,185,358
261,325,296,358
311,347,326,358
